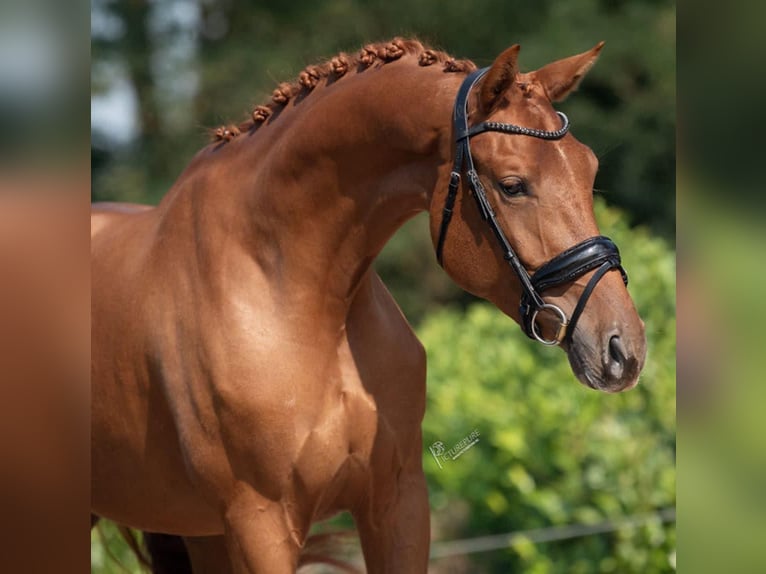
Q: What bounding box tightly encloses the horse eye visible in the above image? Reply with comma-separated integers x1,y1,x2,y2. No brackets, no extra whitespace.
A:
500,181,527,197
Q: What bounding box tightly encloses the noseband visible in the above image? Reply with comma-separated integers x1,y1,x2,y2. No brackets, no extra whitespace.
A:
435,68,627,346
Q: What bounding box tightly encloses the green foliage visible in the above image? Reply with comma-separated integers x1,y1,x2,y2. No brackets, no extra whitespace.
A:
91,521,146,574
419,198,675,572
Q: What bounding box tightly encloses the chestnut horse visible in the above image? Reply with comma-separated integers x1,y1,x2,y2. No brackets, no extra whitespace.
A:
92,39,646,573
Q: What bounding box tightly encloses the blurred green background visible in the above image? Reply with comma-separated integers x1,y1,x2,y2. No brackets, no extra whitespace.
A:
91,0,675,572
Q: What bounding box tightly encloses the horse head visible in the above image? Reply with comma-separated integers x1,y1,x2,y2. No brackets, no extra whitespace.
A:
430,43,646,392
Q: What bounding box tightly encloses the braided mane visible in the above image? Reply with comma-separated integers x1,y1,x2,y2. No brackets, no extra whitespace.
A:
212,38,476,142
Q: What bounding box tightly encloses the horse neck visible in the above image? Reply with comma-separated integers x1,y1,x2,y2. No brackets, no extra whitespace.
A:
176,62,460,324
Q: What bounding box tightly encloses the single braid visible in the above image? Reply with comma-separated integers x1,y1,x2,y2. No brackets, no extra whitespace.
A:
298,65,322,90
418,50,438,66
359,45,378,67
271,82,296,105
331,54,350,77
251,105,272,123
380,39,406,61
212,124,240,142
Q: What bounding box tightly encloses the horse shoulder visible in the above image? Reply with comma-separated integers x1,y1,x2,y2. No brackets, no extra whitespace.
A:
350,271,426,384
344,272,427,462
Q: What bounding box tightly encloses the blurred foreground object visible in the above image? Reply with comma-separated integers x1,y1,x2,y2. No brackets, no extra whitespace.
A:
0,181,90,573
680,0,766,568
0,0,86,168
0,0,89,571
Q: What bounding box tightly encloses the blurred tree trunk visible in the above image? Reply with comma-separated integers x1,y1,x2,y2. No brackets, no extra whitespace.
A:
113,0,163,181
194,1,248,129
194,1,218,127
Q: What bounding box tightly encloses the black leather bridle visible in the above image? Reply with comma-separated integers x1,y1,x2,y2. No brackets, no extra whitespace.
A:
436,67,627,346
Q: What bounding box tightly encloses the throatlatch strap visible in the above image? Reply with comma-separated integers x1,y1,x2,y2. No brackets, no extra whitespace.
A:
436,68,489,266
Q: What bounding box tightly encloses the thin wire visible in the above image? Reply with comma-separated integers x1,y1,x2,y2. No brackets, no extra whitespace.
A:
429,507,675,559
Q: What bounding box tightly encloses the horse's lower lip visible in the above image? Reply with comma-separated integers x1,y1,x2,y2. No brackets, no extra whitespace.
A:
581,367,639,393
567,330,645,393
580,370,601,390
567,345,608,391
567,345,589,384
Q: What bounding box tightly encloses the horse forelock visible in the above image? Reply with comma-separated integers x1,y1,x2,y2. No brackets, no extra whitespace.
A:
210,38,476,143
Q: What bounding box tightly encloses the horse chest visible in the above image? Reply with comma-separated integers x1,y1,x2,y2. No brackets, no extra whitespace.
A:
174,273,427,522
286,347,420,518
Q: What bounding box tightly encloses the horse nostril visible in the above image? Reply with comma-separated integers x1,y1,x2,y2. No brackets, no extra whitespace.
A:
607,335,627,379
609,335,626,364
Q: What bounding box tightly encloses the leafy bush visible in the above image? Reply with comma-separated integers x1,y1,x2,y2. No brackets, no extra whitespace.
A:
419,198,675,572
91,521,146,574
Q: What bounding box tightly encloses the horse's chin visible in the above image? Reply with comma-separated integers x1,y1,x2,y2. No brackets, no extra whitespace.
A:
564,336,641,393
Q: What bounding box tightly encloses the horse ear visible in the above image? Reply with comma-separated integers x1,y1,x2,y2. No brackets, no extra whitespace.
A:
479,44,521,113
533,42,605,102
